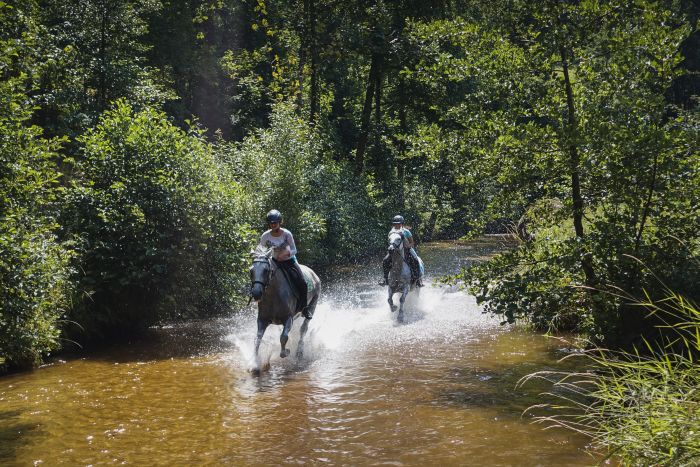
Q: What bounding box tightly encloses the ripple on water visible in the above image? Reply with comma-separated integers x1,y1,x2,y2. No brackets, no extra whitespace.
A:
0,241,597,465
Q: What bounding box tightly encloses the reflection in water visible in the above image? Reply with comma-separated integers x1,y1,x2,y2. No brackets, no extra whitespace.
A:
0,238,598,465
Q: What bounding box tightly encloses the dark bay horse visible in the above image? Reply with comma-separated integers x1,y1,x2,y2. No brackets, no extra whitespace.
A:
385,231,422,323
249,247,321,374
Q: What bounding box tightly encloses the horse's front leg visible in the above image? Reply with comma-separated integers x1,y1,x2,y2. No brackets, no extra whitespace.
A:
397,284,410,323
280,315,293,358
253,318,269,374
388,287,397,312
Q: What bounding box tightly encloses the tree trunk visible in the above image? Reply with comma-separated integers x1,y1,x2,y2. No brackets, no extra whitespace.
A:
635,149,659,253
354,53,379,175
396,78,407,210
309,0,319,122
374,54,382,128
297,0,309,113
560,46,597,288
98,1,109,111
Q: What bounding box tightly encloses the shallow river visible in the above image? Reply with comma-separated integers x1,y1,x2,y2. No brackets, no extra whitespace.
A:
1,238,600,465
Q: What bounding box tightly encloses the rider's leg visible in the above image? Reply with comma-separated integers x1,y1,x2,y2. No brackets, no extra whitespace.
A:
380,253,391,285
405,250,417,281
407,248,423,286
286,259,309,316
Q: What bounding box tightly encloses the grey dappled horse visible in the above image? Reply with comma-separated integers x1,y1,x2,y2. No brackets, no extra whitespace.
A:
249,246,321,374
385,231,420,323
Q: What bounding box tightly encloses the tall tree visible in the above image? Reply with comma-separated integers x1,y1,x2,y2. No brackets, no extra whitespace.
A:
33,0,169,138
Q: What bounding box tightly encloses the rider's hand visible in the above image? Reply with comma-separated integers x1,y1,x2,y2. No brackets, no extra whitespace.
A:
276,246,291,261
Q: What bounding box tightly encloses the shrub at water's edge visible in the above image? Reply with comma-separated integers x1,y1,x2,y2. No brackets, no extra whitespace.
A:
216,101,386,267
62,101,255,343
520,293,700,465
0,110,74,371
0,9,74,371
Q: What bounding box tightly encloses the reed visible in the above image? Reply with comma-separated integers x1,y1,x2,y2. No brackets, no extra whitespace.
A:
520,292,700,465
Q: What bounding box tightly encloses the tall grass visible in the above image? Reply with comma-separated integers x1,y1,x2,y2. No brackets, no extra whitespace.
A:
520,292,700,466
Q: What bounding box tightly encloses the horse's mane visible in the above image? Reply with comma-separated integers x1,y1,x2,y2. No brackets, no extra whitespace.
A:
252,245,273,259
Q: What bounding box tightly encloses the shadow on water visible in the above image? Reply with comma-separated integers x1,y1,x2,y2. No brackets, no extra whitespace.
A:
0,410,43,461
433,361,575,415
430,332,590,423
51,317,241,365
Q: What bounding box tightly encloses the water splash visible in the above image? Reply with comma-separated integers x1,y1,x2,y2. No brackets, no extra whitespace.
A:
225,279,500,376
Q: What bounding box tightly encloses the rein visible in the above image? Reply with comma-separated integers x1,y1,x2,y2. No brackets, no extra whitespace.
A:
389,234,409,266
250,256,275,298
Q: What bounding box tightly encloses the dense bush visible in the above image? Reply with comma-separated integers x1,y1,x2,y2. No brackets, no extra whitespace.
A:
62,101,254,342
218,102,385,267
0,2,74,370
460,195,700,344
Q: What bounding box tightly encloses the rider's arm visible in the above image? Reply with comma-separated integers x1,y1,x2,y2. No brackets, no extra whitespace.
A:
258,231,270,250
285,230,298,257
404,229,415,249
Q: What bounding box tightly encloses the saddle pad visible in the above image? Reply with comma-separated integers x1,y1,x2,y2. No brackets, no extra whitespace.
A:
278,265,312,299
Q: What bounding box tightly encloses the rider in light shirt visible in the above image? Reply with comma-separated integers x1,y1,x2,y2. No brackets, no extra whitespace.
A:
258,209,311,318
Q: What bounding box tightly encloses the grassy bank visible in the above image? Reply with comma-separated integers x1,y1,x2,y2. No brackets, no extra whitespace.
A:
522,292,700,465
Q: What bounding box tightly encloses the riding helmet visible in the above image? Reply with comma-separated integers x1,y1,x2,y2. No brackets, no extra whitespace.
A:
392,215,404,224
266,209,283,223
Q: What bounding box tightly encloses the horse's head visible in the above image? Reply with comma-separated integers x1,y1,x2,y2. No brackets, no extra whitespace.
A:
387,231,404,253
249,246,273,300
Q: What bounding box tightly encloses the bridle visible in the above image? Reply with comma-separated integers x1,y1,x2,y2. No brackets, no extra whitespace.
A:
388,231,408,264
251,256,273,289
388,230,404,248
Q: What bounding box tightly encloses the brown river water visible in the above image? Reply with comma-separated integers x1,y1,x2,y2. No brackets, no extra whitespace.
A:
1,238,602,466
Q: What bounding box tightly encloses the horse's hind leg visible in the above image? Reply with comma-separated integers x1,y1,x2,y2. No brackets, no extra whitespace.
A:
297,294,317,358
296,317,310,359
280,315,293,358
304,293,319,319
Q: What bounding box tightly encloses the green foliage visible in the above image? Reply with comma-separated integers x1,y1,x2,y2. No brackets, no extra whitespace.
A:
218,101,384,265
0,1,74,370
522,293,700,465
63,101,253,340
424,1,700,343
31,0,175,138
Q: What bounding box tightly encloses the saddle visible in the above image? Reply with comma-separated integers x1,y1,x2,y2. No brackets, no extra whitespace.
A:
274,261,311,311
